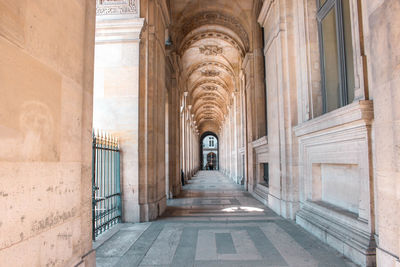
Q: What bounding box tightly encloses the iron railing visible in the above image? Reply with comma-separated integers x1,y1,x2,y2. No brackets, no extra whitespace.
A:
92,130,121,240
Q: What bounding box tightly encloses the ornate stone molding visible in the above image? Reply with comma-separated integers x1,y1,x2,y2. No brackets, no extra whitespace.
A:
202,85,217,91
201,69,220,77
180,31,244,56
180,11,250,51
294,100,374,137
203,96,216,101
251,136,268,149
199,45,223,56
187,61,234,77
96,0,138,16
95,18,145,43
193,80,228,92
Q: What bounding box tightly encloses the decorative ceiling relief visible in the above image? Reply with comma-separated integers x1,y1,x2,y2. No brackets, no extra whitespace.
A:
204,93,217,97
202,85,217,91
96,0,138,16
181,31,244,56
180,11,250,51
187,62,234,77
201,69,220,77
199,45,223,56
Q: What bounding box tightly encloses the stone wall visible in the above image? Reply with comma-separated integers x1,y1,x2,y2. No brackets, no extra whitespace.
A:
0,0,96,266
257,0,382,266
364,0,400,266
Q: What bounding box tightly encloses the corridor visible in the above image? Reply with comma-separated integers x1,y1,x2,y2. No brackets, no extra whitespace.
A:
95,171,355,267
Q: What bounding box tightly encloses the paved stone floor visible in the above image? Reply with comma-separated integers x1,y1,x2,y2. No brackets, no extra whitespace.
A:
95,171,357,267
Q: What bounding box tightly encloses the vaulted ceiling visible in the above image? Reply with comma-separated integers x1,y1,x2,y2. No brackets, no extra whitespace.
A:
170,0,256,135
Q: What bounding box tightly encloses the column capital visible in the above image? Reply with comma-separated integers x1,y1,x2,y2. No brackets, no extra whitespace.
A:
95,17,145,43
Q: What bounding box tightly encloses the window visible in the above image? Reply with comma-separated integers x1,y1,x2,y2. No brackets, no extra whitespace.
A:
317,0,354,113
209,137,214,147
262,27,268,136
263,163,269,187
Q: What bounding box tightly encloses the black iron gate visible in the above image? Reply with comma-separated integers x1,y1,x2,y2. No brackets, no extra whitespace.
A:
92,131,122,240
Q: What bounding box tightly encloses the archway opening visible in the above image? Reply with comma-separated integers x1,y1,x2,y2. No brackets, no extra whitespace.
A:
200,132,219,170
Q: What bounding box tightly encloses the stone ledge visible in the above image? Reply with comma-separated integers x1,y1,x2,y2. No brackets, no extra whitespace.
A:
95,17,145,43
302,200,370,234
294,100,374,137
251,135,268,148
254,183,269,200
250,186,268,206
296,203,376,267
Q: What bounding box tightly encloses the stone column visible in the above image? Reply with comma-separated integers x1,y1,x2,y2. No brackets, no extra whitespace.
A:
93,4,144,223
169,77,181,197
243,53,256,191
182,92,188,181
138,0,170,221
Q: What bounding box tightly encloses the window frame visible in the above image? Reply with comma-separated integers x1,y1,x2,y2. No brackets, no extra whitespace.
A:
317,0,351,113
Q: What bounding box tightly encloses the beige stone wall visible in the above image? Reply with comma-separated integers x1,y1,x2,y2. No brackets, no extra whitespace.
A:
257,0,384,266
0,0,96,266
363,0,400,266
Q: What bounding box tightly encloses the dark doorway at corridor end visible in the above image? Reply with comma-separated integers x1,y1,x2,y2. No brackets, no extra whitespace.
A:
200,132,219,170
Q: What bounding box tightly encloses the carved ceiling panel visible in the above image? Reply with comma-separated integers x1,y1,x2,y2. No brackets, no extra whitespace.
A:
180,31,244,56
203,85,217,91
96,0,138,15
199,45,223,56
180,11,249,51
187,62,234,77
201,69,220,77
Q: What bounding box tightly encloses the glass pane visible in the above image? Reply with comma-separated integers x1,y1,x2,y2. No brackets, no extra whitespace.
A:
343,0,355,103
322,8,340,112
320,0,328,8
263,163,269,186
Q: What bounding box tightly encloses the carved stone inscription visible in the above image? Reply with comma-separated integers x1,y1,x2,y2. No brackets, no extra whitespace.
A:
96,0,138,15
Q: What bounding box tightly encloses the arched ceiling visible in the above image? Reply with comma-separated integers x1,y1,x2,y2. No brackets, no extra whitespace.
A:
170,0,255,135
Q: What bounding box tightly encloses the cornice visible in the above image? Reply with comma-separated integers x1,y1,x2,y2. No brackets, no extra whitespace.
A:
95,18,145,43
294,100,374,137
257,0,274,26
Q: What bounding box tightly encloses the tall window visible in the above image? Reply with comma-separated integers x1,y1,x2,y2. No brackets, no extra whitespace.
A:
209,137,214,147
263,163,269,187
262,27,268,136
317,0,354,113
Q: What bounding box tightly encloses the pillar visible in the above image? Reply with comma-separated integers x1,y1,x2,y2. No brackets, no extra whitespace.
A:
138,0,170,221
93,3,144,222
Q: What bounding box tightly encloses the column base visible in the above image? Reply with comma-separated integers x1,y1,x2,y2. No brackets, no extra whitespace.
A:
377,248,400,267
139,196,167,222
172,184,181,197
